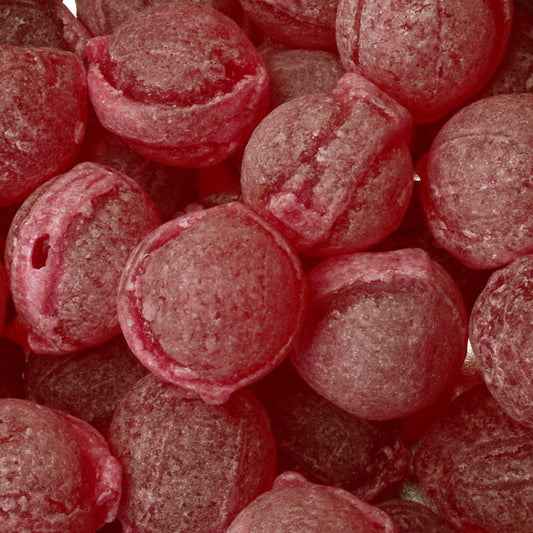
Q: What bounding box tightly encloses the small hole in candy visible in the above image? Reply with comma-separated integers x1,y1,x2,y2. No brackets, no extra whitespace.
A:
32,235,50,269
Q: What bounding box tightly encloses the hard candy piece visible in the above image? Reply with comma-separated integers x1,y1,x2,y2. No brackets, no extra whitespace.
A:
0,398,122,533
25,335,149,436
336,0,513,123
261,48,345,109
238,0,339,49
241,73,414,257
86,2,269,167
469,254,533,427
291,248,468,420
0,46,87,206
4,162,161,355
226,471,398,532
413,385,533,532
418,93,533,270
108,373,276,533
117,201,307,404
251,358,412,500
376,499,454,533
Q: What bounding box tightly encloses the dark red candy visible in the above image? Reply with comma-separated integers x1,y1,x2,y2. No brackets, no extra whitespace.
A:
469,254,533,428
108,374,276,533
413,385,533,533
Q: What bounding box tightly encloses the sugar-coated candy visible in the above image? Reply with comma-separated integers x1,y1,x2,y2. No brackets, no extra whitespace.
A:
0,45,87,206
25,334,148,436
241,72,413,257
0,398,122,533
251,358,412,500
418,93,533,270
5,162,161,355
86,2,269,167
108,373,276,533
291,248,468,420
261,48,345,109
226,471,398,532
336,0,513,123
0,338,25,399
413,385,533,532
117,201,306,404
469,254,533,428
376,499,454,533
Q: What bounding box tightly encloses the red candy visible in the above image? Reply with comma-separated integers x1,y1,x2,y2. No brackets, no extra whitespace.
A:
117,201,307,404
291,248,468,420
86,2,269,167
241,73,413,257
5,162,161,354
108,374,276,533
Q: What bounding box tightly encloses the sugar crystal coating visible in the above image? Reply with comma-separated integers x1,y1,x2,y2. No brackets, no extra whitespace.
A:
5,162,161,355
336,0,513,123
469,254,533,428
117,201,307,404
0,46,87,206
226,471,398,532
241,73,414,256
86,2,269,167
0,398,122,533
291,248,468,420
108,373,276,533
419,93,533,270
413,385,533,532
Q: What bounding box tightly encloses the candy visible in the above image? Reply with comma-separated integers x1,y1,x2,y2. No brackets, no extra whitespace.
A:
5,162,161,354
241,73,413,256
117,201,307,404
0,398,121,532
418,93,533,270
291,248,468,420
0,45,87,206
86,2,269,167
336,0,513,123
108,373,276,533
413,385,533,532
469,254,533,428
226,471,398,532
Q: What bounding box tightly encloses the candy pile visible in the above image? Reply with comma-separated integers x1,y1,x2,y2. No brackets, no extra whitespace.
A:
0,0,532,531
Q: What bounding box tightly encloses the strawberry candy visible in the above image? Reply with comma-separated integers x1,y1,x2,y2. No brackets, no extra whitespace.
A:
117,201,306,404
108,373,276,533
86,2,269,167
5,162,161,355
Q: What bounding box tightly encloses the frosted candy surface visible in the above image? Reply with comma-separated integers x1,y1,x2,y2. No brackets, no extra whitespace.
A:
117,201,307,404
0,46,87,206
419,93,533,269
469,254,533,427
336,0,513,123
241,73,413,256
413,385,533,532
291,248,468,420
226,471,398,532
87,2,269,167
5,162,161,354
0,398,122,533
108,374,276,533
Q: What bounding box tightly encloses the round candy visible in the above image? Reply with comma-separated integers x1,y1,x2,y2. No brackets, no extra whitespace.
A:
418,93,533,270
241,73,413,257
0,398,122,533
5,162,161,355
291,248,468,420
86,2,269,167
226,471,398,532
108,373,276,533
117,201,307,404
469,254,533,428
336,0,513,123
